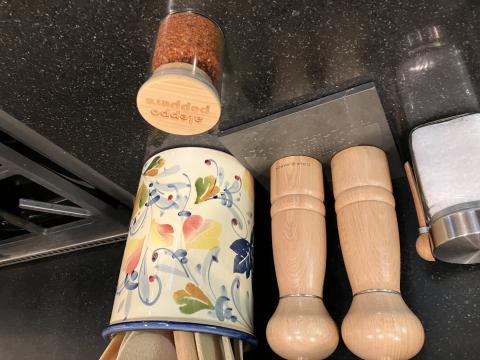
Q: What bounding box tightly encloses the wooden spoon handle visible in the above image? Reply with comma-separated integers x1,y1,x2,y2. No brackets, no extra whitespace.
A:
174,331,199,360
99,333,125,360
194,333,224,360
404,162,435,262
221,336,235,360
404,162,427,227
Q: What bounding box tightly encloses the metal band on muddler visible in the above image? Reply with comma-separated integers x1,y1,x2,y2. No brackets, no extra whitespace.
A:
280,294,324,300
353,289,401,297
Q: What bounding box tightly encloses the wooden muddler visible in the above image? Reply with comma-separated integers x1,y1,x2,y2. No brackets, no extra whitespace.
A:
332,146,424,360
267,156,338,360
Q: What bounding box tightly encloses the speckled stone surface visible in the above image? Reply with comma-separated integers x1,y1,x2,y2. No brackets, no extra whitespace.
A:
1,1,480,359
0,242,125,360
2,0,480,193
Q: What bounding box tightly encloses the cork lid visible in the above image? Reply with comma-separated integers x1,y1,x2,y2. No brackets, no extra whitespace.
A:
137,63,221,135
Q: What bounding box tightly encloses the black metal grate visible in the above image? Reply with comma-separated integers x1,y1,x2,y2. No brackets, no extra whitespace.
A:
0,234,127,267
0,110,130,266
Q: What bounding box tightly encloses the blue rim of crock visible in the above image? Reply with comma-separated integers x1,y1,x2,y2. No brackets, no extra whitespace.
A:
102,320,258,348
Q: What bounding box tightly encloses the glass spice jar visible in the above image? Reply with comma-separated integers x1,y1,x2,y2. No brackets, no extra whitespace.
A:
137,11,225,135
396,25,478,130
410,113,480,264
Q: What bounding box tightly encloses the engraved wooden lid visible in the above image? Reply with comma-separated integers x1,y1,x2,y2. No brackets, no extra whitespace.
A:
137,63,221,135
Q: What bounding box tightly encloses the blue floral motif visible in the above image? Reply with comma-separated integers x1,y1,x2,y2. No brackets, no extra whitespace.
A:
230,236,254,279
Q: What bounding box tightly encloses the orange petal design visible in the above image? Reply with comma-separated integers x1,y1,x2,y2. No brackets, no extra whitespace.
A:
121,236,145,274
185,282,213,306
144,168,159,177
183,215,221,249
173,289,189,302
173,283,213,307
182,215,202,239
150,221,174,247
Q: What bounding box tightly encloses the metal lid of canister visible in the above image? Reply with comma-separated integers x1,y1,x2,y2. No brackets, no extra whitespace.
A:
431,206,480,264
409,114,480,264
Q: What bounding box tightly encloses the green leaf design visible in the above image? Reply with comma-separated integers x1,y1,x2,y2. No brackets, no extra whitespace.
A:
143,156,165,175
175,297,213,314
138,183,148,209
194,176,220,204
132,183,147,217
173,282,214,314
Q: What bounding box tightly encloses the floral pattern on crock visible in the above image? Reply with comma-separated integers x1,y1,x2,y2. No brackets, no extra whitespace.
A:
115,154,254,330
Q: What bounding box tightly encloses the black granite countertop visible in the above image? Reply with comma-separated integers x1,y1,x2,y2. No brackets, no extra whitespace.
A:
1,1,480,359
2,0,480,193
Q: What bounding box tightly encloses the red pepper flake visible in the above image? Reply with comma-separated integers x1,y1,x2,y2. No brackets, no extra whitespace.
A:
152,12,224,90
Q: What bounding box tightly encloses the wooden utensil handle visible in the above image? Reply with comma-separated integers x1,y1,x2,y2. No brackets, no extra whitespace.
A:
404,162,435,262
403,162,427,227
174,331,199,360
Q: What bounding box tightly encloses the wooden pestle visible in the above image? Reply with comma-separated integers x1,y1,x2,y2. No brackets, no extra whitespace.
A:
332,146,424,360
267,156,339,360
